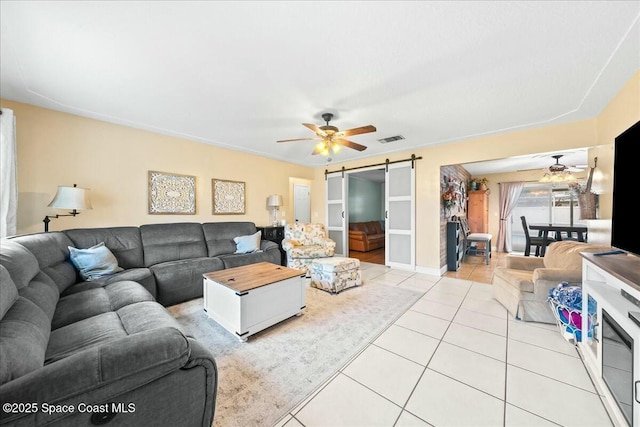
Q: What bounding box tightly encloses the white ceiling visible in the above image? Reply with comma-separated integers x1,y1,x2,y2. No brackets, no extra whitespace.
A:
1,1,638,170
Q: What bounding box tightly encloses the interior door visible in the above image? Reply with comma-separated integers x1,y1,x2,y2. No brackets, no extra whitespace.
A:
385,161,415,270
293,184,310,223
326,172,347,257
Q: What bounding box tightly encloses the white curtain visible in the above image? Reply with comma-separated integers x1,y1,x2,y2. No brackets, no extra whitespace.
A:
1,108,18,238
496,181,524,252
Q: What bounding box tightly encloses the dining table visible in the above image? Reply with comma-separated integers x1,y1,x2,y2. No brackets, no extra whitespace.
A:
528,223,588,256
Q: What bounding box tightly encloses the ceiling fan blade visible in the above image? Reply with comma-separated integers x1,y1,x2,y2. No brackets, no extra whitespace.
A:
335,138,367,152
276,137,318,142
516,167,546,173
338,125,376,137
303,123,326,137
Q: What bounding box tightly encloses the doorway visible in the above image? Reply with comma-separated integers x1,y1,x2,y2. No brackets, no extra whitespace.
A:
325,161,416,270
348,169,385,265
293,184,310,223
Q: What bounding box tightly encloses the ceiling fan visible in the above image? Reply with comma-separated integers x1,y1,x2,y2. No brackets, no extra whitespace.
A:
538,155,584,183
277,113,376,156
545,154,584,173
517,154,585,173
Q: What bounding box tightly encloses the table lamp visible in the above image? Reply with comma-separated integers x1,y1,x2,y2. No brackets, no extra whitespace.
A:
267,195,283,227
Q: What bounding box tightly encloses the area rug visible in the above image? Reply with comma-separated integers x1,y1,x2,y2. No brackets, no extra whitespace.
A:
168,281,424,427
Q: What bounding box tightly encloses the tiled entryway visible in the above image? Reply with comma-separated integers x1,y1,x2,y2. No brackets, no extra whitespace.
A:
274,259,613,427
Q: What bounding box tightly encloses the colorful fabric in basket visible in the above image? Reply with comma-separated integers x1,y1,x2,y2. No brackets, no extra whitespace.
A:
547,282,596,342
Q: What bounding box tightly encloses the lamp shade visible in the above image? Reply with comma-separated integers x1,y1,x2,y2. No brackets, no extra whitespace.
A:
267,194,283,207
48,185,92,210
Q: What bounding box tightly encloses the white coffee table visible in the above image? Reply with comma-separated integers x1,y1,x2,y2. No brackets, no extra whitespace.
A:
202,262,305,341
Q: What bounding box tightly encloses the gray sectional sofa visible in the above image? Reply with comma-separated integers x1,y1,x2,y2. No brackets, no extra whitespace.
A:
0,221,281,426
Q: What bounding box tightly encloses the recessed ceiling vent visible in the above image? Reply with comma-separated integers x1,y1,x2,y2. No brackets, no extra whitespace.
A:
378,135,405,144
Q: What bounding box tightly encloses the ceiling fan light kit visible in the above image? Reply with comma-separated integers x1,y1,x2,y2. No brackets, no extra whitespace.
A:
277,113,376,157
538,154,579,183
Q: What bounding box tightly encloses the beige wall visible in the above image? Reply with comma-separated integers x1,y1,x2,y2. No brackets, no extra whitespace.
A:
1,100,315,235
3,70,637,272
311,70,640,272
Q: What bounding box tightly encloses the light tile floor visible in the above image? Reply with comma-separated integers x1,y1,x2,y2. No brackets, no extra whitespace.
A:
274,260,614,427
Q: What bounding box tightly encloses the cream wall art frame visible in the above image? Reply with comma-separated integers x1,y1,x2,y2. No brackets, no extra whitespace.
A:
148,170,196,215
212,179,245,215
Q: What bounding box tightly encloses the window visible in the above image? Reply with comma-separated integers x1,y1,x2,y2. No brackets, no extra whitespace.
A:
511,182,583,253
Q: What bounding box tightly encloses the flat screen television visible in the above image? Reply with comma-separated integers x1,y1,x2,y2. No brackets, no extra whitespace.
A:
611,120,640,257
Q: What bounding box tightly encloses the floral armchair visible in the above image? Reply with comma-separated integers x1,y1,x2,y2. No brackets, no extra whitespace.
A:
282,222,336,275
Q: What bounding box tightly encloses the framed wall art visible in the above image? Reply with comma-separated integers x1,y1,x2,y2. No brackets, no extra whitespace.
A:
212,179,245,215
148,171,196,215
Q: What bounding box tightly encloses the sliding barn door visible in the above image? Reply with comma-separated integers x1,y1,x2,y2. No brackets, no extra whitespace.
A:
326,172,347,257
385,161,415,270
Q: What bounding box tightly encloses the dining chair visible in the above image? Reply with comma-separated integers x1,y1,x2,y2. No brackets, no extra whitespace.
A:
520,216,556,256
458,217,492,265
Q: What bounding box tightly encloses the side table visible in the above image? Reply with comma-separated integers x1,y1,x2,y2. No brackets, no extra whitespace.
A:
257,225,286,266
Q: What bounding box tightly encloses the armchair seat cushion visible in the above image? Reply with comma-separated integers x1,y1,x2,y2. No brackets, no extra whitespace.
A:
289,245,334,259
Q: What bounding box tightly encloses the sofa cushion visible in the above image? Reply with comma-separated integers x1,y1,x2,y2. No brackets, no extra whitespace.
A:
218,245,281,269
234,231,261,254
0,240,59,321
350,221,384,236
140,223,207,267
151,257,224,306
0,297,51,384
68,242,124,281
52,280,155,330
0,265,18,320
202,221,258,257
285,223,333,247
64,226,145,269
46,301,185,364
7,232,78,293
543,241,610,270
62,267,156,298
0,240,42,290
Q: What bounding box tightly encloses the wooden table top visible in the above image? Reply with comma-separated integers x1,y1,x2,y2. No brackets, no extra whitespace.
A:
203,262,303,293
529,223,588,232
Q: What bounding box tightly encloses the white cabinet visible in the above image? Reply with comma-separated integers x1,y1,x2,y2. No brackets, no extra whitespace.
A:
580,253,640,427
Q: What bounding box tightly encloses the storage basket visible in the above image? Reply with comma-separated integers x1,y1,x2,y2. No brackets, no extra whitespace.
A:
547,282,596,343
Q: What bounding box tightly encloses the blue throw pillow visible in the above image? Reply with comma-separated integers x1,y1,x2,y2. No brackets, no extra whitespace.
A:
234,231,261,254
68,242,123,281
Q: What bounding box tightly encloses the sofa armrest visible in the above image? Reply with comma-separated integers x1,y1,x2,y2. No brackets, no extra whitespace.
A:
505,255,544,271
319,237,337,251
182,338,218,426
533,268,582,285
348,230,367,241
260,240,278,251
0,327,201,425
281,239,300,251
